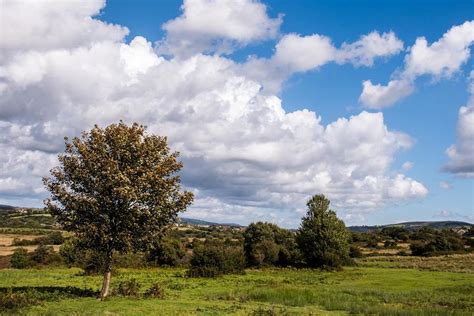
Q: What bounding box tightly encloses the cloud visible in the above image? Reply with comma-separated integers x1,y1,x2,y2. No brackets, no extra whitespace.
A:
359,79,414,109
0,0,427,226
443,71,474,177
433,210,473,222
272,33,337,72
359,21,474,109
439,181,452,190
337,31,404,66
402,161,414,171
0,0,128,58
273,31,403,73
242,31,403,94
159,0,282,57
404,21,474,79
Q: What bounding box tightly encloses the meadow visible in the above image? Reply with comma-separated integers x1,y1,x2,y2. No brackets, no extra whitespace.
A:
0,254,473,315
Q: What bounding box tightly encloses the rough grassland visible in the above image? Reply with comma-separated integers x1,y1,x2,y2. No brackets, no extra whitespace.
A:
0,260,473,315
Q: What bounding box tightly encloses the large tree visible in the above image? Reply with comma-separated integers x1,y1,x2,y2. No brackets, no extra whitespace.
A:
296,194,350,269
43,122,193,299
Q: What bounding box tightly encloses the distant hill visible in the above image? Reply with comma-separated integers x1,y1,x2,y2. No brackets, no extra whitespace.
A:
179,217,242,227
0,204,16,211
349,221,472,232
0,204,470,230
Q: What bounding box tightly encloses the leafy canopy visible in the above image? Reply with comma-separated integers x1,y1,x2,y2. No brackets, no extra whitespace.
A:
296,194,350,269
43,122,194,255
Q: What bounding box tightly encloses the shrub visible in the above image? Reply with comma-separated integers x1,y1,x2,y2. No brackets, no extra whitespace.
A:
112,279,141,297
349,245,363,258
187,240,245,277
144,283,165,299
249,240,279,266
243,222,300,267
0,288,39,310
59,238,79,266
42,231,65,245
365,238,379,248
11,232,65,247
10,248,31,269
147,237,186,267
410,235,465,256
384,240,397,248
31,245,55,264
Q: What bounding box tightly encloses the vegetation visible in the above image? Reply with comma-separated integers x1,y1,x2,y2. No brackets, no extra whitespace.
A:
243,222,300,267
0,261,473,314
187,240,245,277
146,237,186,267
0,173,472,314
43,122,194,298
296,194,351,269
12,232,64,246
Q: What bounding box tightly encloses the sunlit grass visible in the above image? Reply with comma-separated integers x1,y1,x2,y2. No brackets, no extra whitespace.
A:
0,262,473,315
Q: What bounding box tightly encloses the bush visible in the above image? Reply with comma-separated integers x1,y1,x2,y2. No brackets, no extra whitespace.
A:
147,237,186,267
31,245,56,264
144,283,165,299
10,248,32,269
243,222,300,267
0,288,39,310
365,239,379,248
59,238,79,266
384,240,397,248
187,240,245,277
349,245,363,258
11,232,65,247
410,235,465,256
42,231,65,245
112,279,141,297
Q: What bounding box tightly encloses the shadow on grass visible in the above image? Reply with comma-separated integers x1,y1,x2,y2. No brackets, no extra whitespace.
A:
0,286,99,311
0,286,98,297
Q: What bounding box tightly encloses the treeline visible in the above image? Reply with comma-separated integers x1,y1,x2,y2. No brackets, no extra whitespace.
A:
9,200,473,276
352,226,473,257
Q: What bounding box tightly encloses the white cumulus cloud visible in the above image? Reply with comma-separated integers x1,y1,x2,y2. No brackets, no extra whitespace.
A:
443,71,474,177
359,21,474,109
159,0,282,57
0,0,428,226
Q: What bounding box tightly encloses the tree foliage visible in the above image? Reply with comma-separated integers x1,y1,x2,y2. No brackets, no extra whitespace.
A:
187,240,245,277
243,222,300,267
296,194,350,269
43,122,193,298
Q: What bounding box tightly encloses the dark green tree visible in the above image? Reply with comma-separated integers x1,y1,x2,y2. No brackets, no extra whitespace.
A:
243,221,300,267
146,237,186,267
43,122,193,299
296,194,350,269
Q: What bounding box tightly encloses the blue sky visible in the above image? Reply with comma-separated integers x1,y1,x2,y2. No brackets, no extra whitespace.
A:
0,0,473,226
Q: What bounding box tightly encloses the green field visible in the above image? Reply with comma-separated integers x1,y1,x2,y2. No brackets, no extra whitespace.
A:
1,257,473,315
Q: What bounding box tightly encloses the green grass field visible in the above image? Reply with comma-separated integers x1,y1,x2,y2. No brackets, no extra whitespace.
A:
1,256,473,315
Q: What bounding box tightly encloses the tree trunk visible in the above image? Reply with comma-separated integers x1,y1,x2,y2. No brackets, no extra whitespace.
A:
99,250,113,300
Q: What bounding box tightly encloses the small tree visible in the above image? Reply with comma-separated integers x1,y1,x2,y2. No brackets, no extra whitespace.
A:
296,194,350,269
43,122,193,299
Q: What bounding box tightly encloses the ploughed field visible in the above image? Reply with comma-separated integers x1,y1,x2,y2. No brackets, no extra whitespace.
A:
1,254,473,315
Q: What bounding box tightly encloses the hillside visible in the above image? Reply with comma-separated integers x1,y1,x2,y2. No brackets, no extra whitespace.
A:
349,221,472,232
0,205,470,230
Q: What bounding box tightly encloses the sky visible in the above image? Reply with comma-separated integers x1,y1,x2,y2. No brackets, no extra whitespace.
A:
0,0,473,228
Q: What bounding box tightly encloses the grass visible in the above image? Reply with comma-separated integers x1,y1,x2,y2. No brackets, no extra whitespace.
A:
357,253,474,273
0,261,473,315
